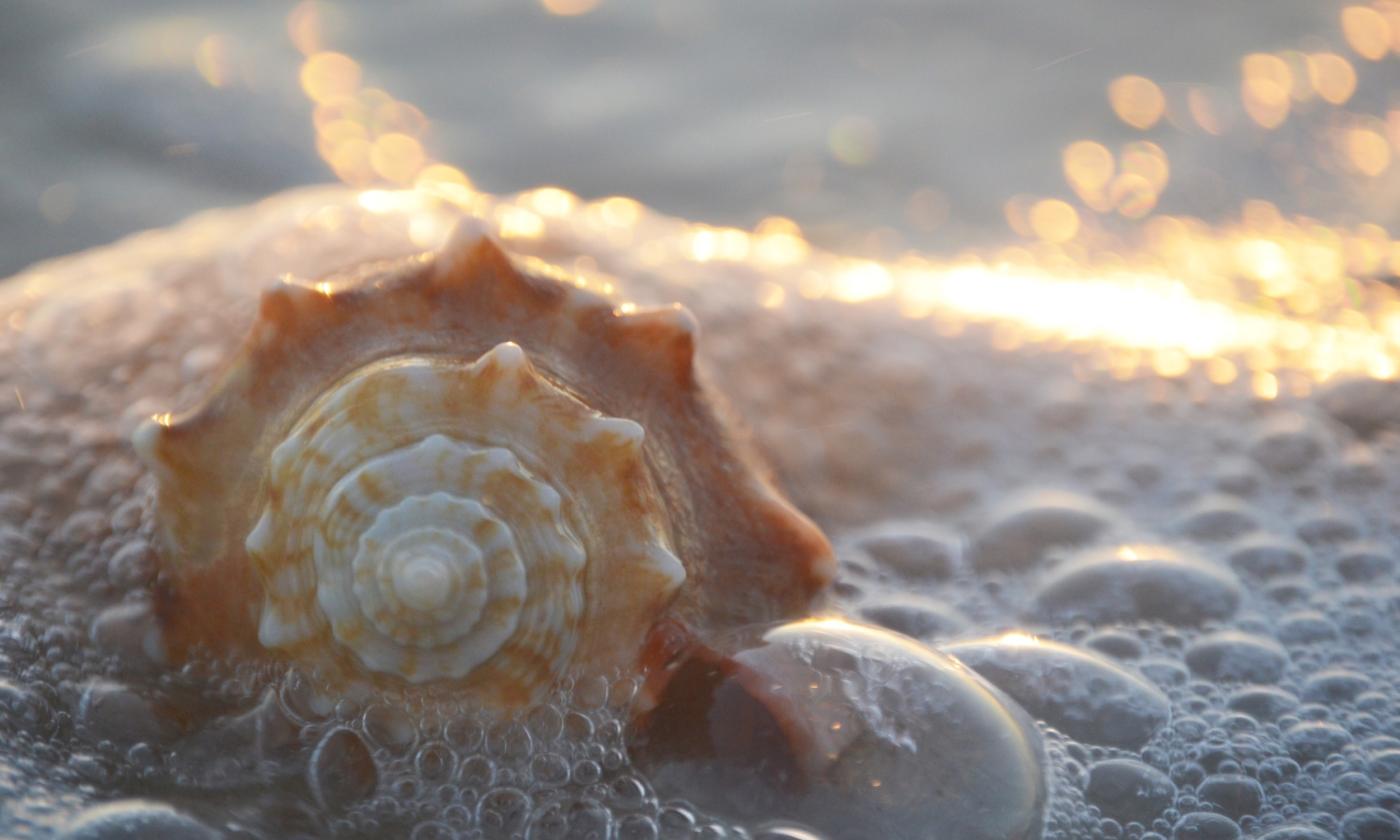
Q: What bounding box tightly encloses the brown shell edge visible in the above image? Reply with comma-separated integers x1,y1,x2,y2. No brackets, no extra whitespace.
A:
134,223,834,691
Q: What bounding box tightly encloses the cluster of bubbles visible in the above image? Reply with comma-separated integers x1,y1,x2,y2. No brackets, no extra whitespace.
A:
4,183,1400,838
818,327,1400,840
288,671,737,840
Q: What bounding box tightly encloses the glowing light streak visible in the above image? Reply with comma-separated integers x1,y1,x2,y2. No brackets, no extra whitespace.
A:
283,4,1400,385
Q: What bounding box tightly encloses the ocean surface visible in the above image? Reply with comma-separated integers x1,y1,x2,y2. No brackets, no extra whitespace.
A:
2,1,1389,278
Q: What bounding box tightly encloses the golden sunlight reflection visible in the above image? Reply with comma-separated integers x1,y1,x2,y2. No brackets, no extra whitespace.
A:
193,35,234,88
286,1,326,55
1028,199,1080,244
1342,5,1392,61
1345,125,1392,176
754,217,811,266
1062,141,1114,211
992,632,1042,649
1108,75,1165,130
299,51,361,104
1186,87,1228,135
540,0,601,16
830,262,895,303
284,2,1400,386
525,187,579,219
1306,52,1358,104
497,206,546,240
1253,371,1281,400
1242,53,1293,129
293,3,470,191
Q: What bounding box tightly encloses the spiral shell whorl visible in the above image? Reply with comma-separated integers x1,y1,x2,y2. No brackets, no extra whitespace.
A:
244,343,678,700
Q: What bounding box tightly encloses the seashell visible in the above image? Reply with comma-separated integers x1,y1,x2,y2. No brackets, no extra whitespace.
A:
133,226,834,707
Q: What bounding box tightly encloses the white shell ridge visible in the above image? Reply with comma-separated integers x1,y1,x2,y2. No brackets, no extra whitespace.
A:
245,342,682,698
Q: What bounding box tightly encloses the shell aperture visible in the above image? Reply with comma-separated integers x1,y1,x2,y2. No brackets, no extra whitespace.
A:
133,229,835,708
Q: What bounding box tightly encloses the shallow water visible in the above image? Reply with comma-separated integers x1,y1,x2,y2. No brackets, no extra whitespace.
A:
3,3,1400,839
1,1,1379,279
1,182,1398,838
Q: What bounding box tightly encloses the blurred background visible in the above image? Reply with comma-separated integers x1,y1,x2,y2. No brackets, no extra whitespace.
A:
1,1,1397,279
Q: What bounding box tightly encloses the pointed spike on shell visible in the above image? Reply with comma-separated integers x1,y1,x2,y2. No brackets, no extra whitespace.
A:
528,477,565,517
750,480,838,590
258,602,319,649
133,410,203,483
433,218,500,284
253,281,330,339
437,216,492,262
581,416,646,456
130,416,165,475
476,342,538,402
132,414,218,566
245,509,275,559
609,304,699,386
643,543,687,592
430,226,567,316
574,542,687,679
479,340,529,374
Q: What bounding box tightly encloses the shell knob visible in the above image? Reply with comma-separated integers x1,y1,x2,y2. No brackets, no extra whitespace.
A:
133,227,833,708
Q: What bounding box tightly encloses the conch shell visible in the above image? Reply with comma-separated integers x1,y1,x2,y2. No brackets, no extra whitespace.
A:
134,226,833,708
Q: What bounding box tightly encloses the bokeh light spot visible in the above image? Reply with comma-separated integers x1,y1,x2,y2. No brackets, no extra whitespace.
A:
754,217,810,265
1306,52,1357,104
300,52,361,104
1110,173,1158,219
1029,199,1080,243
1120,141,1170,192
497,206,546,240
369,133,426,183
1187,87,1227,135
1241,53,1292,129
1062,141,1115,209
287,1,326,55
1252,371,1280,400
194,34,233,88
1346,127,1392,176
1003,195,1033,238
526,187,578,218
326,135,373,185
598,196,642,228
541,0,601,15
1108,75,1165,130
828,116,880,166
1206,357,1238,385
372,100,429,139
415,164,473,190
832,262,895,302
1341,5,1391,60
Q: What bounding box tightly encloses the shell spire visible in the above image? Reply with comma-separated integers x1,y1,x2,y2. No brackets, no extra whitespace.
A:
135,223,832,707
